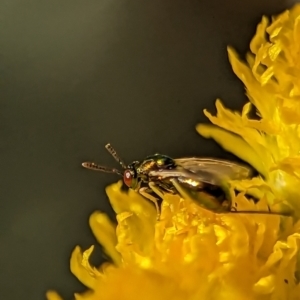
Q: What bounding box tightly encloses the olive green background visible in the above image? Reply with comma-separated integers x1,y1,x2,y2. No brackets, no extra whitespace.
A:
1,0,298,299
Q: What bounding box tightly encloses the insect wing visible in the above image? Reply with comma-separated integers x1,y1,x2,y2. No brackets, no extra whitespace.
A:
175,157,253,183
148,157,252,185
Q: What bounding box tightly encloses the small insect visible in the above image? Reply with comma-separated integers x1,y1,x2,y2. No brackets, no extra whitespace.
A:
82,144,291,219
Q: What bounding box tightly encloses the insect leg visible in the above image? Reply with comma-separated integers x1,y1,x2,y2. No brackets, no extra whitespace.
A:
148,181,172,220
170,178,229,212
148,182,164,199
139,187,161,221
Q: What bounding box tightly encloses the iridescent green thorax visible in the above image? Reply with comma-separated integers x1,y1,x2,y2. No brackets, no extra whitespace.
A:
137,154,176,175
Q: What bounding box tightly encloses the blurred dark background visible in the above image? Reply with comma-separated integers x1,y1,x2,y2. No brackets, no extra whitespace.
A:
1,0,298,299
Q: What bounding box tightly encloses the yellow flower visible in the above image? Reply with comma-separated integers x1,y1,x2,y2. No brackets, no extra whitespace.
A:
48,181,300,300
197,3,300,217
47,4,300,300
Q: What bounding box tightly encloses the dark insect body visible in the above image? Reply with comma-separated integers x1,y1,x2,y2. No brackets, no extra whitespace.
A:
82,144,291,219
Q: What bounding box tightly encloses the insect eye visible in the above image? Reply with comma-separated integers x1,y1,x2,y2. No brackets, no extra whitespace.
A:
123,170,133,187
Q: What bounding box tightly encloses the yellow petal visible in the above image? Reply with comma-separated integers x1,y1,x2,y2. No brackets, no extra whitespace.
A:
92,267,189,300
196,124,266,176
271,156,300,179
227,47,277,119
89,212,121,265
201,100,275,172
253,274,275,294
106,181,156,219
46,291,64,300
70,246,99,289
250,16,269,54
74,290,94,300
106,182,157,264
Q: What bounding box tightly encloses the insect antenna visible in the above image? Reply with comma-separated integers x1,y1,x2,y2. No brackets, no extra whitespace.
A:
82,162,123,176
105,143,127,169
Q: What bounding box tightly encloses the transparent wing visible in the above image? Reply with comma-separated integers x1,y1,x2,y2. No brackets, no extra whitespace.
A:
176,157,252,180
149,157,252,185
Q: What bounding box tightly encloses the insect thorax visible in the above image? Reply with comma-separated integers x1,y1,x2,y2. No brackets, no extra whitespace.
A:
142,154,176,171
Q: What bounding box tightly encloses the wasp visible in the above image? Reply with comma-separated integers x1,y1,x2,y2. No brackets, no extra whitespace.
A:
82,144,291,219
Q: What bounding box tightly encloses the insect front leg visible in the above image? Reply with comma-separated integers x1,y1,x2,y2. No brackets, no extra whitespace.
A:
148,181,165,199
139,186,161,221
